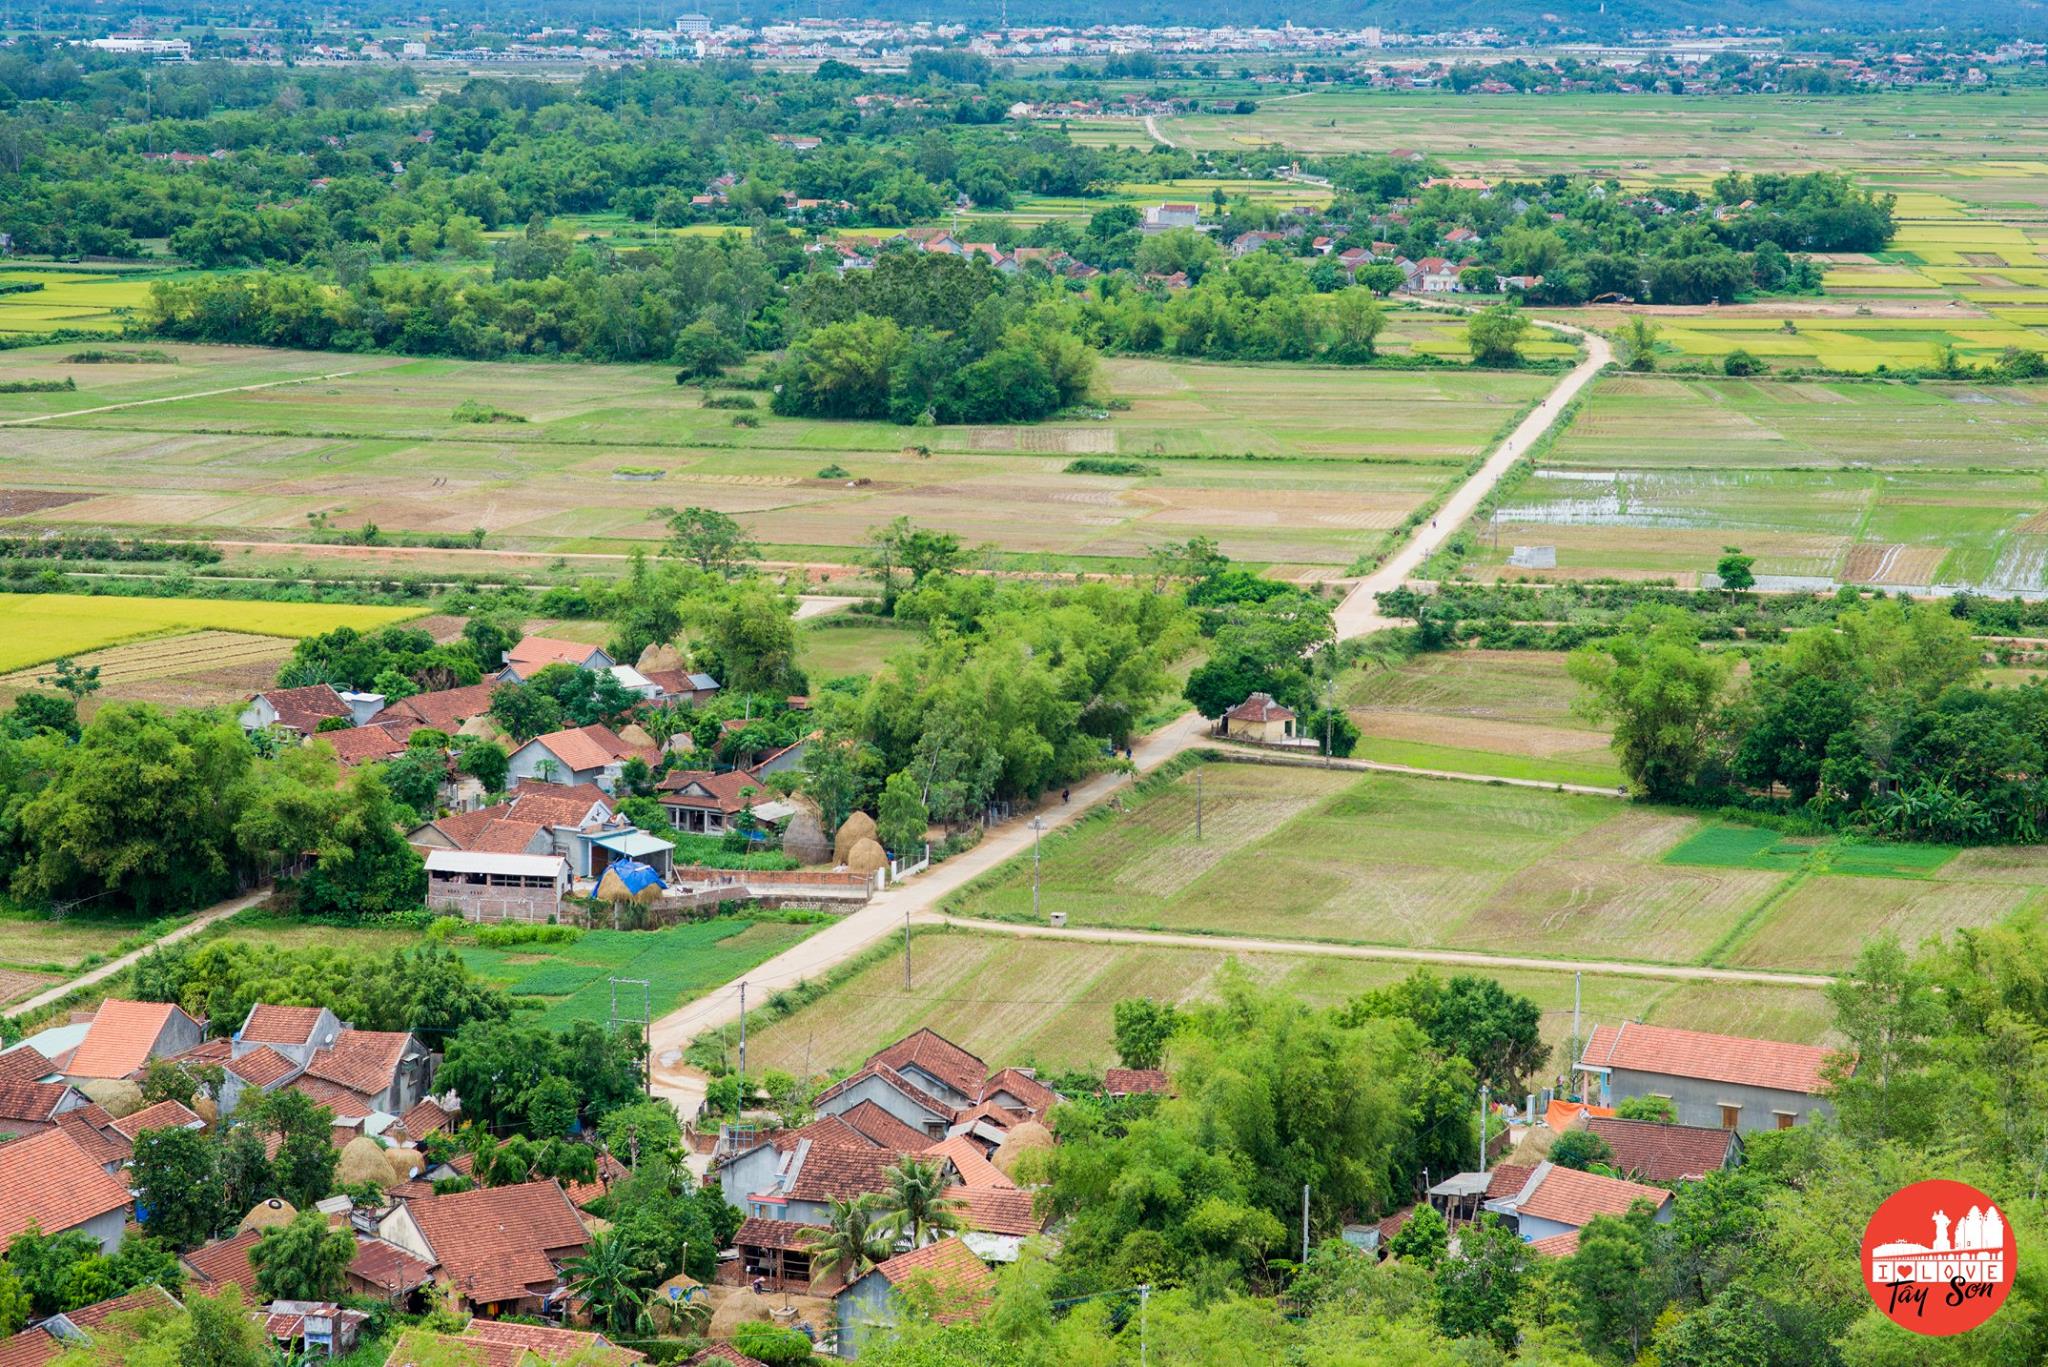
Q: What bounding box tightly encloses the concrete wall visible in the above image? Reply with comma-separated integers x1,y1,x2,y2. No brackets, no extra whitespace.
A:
69,1206,128,1257
427,878,563,925
719,1143,783,1212
836,1273,896,1360
153,1011,207,1063
814,1075,946,1139
1604,1068,1829,1135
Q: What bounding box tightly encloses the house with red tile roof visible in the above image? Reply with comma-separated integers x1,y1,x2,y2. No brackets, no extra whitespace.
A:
0,1286,181,1365
383,683,499,734
656,768,771,835
1483,1160,1672,1244
1221,691,1296,743
64,1000,205,1082
1575,1021,1835,1134
507,725,658,794
837,1237,993,1355
320,723,411,767
1580,1115,1742,1186
230,1004,436,1117
0,1128,134,1253
1104,1068,1172,1099
0,1079,90,1141
108,1098,204,1141
495,638,615,683
180,1227,264,1298
239,684,355,737
375,1180,590,1315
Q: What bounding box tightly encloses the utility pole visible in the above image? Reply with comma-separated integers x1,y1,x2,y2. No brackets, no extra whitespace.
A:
737,980,748,1101
1030,816,1045,921
1571,970,1582,1093
1195,768,1203,841
1301,1183,1310,1263
1139,1284,1150,1367
1478,1084,1489,1173
903,908,913,989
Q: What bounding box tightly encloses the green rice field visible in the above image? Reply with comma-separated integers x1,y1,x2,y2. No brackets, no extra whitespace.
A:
946,759,2043,974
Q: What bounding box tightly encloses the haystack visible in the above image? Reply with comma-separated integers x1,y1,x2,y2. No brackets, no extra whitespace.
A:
617,722,657,749
780,797,830,866
238,1198,297,1234
339,1136,392,1189
78,1078,142,1118
844,837,886,878
834,810,878,865
457,714,505,743
708,1287,775,1337
192,1096,220,1129
386,1145,426,1185
639,643,684,674
991,1120,1055,1179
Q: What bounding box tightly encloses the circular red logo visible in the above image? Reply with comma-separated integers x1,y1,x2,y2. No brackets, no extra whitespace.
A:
1862,1179,2014,1335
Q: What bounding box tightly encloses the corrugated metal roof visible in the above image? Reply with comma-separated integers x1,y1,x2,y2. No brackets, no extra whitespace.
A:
422,850,568,877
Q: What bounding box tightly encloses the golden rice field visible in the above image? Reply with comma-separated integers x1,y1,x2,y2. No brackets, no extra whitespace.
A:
0,270,160,334
0,594,422,673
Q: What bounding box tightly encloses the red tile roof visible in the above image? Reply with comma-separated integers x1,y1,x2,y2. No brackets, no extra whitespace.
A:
811,1063,953,1121
783,1144,908,1204
350,1237,436,1295
390,684,498,733
522,725,649,774
0,1082,75,1125
50,1105,130,1170
242,1005,329,1048
1581,1117,1740,1185
182,1228,263,1295
838,1100,930,1152
55,1285,181,1334
68,999,192,1080
921,1135,1010,1189
1223,691,1294,723
0,1050,53,1087
1496,1163,1671,1230
980,1068,1058,1117
656,769,768,813
398,1098,454,1140
866,1237,993,1322
1528,1229,1581,1258
384,1329,525,1367
685,1347,769,1367
305,1030,415,1098
872,1030,986,1100
257,685,352,733
404,1180,589,1305
323,725,409,766
110,1098,204,1140
505,637,607,670
775,1114,881,1153
228,1046,302,1088
733,1215,821,1253
1104,1068,1172,1097
957,1185,1041,1237
505,784,615,827
464,1318,644,1363
1578,1022,1831,1095
0,1129,131,1243
289,1075,377,1119
0,1326,60,1367
1484,1163,1535,1199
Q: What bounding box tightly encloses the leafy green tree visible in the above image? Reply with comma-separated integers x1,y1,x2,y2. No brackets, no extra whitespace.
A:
1715,547,1756,592
488,680,564,741
1466,304,1532,365
673,318,743,378
1434,1212,1530,1348
0,1269,26,1339
1385,1202,1448,1270
1567,1205,1668,1359
1616,1095,1676,1124
876,771,930,857
1620,315,1660,371
1112,998,1178,1071
250,1089,338,1210
688,582,802,695
250,1211,355,1301
664,506,759,576
1569,609,1731,797
804,1195,894,1284
130,1126,227,1249
564,1229,655,1337
1548,1129,1614,1172
730,1321,818,1367
1824,934,1946,1145
3,692,78,741
456,739,509,793
874,1156,964,1248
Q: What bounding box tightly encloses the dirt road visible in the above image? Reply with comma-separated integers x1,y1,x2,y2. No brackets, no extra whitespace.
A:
4,889,266,1020
0,371,370,428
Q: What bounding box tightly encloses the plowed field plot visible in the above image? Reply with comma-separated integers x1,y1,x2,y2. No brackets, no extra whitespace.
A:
0,341,1548,572
949,760,2036,973
729,928,1837,1081
1338,650,1620,787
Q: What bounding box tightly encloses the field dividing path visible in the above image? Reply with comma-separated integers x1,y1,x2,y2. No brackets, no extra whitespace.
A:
0,370,371,428
1144,115,1175,147
1333,320,1612,638
646,326,1615,1115
932,917,1835,989
3,888,268,1019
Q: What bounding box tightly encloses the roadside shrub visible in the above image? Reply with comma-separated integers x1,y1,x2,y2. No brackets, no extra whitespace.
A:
451,399,527,423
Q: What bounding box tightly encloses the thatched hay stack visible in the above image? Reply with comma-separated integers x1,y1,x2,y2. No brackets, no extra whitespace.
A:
617,722,657,749
78,1079,142,1118
844,837,886,878
834,810,878,866
386,1145,425,1185
708,1288,774,1337
458,714,505,743
781,797,830,866
238,1198,297,1234
639,643,684,674
192,1096,220,1130
338,1136,392,1189
991,1121,1055,1179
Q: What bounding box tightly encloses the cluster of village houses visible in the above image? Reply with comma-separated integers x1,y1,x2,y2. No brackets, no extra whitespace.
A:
0,973,1837,1361
236,635,872,928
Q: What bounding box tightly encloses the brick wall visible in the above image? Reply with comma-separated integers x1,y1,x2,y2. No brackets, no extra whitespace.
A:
428,880,564,924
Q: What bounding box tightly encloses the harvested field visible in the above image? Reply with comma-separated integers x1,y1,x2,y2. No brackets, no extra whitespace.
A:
732,927,1837,1081
0,490,91,517
1725,877,2030,972
1338,650,1621,786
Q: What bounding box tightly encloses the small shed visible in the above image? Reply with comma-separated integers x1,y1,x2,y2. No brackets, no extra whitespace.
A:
1222,692,1296,743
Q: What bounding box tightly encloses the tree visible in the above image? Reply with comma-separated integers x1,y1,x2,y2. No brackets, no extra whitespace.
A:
139,1057,224,1109
1112,998,1178,1071
1569,610,1731,798
1567,1205,1667,1359
1619,315,1660,371
875,771,930,857
250,1211,355,1301
1434,1213,1531,1348
38,657,100,702
1825,934,1945,1145
803,1195,894,1284
457,739,508,793
1715,547,1755,593
1548,1129,1614,1172
564,1229,655,1337
688,583,801,695
488,680,563,742
874,1156,964,1248
250,1089,338,1210
1616,1095,1676,1124
1723,348,1765,376
130,1126,227,1248
866,518,963,614
673,318,743,378
664,506,759,577
1385,1202,1448,1269
1466,304,1531,365
730,1322,818,1367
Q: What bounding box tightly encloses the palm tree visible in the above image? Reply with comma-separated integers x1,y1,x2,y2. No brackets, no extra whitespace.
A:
565,1229,653,1337
802,1195,893,1284
874,1156,964,1249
